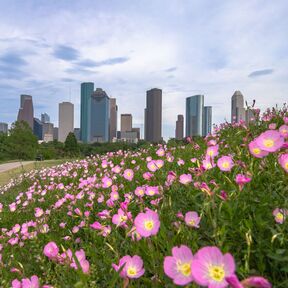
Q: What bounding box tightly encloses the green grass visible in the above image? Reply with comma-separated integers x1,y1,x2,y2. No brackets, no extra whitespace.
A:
0,160,67,187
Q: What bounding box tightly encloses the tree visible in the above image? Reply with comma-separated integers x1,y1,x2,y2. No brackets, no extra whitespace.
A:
64,132,79,157
8,121,38,160
0,132,9,161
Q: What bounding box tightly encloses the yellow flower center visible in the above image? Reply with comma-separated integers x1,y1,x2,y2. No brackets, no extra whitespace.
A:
209,265,225,282
276,212,284,221
120,215,127,222
107,181,112,186
189,220,195,226
205,162,212,169
126,172,131,177
127,266,137,276
208,150,214,156
148,189,155,195
222,162,229,168
177,261,191,277
139,189,144,195
252,148,261,154
285,162,288,169
263,139,274,148
144,220,154,230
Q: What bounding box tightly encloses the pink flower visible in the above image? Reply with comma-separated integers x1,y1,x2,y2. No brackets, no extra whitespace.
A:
202,156,216,170
279,125,288,138
155,159,164,169
192,246,235,288
145,186,159,196
112,255,145,279
143,172,153,180
184,211,200,228
156,148,165,156
147,161,158,172
123,169,134,181
134,210,160,237
102,176,112,188
43,242,59,259
268,123,277,130
217,156,234,172
278,153,288,172
34,208,44,218
12,275,40,288
73,249,90,274
206,145,219,158
273,208,287,224
163,245,194,286
248,140,269,158
241,276,272,288
179,174,192,185
112,208,130,227
226,275,271,288
235,174,252,190
256,130,284,152
135,186,145,197
110,191,119,201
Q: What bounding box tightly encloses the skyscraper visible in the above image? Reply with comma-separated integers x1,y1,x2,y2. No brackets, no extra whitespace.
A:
58,102,74,142
43,122,54,142
175,115,184,140
80,82,94,143
33,118,43,140
186,95,204,137
144,88,162,142
121,114,132,132
41,113,50,123
231,91,245,123
203,106,212,136
132,127,141,139
90,88,110,143
109,98,117,141
0,122,8,134
17,94,34,129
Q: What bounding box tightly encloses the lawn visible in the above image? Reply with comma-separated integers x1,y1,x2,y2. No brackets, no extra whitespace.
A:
0,160,68,187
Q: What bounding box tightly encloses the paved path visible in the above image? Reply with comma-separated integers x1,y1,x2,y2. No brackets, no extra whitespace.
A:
0,161,34,173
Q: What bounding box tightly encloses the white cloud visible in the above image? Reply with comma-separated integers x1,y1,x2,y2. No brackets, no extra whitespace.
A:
0,0,287,139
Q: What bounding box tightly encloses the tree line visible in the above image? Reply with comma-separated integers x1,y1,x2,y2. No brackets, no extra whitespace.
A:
0,121,149,161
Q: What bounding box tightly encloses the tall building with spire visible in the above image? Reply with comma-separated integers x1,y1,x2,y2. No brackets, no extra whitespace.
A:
186,95,204,137
144,88,162,142
175,115,184,140
231,91,245,123
17,94,34,129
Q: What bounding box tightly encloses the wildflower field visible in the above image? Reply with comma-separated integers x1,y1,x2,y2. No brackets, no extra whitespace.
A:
0,107,287,288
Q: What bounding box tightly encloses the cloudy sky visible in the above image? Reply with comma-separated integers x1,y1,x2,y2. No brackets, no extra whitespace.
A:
0,0,287,139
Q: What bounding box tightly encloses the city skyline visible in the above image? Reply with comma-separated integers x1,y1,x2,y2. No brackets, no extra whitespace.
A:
0,1,287,139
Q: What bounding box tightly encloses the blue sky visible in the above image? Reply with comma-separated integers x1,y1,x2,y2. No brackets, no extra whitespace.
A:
0,0,287,139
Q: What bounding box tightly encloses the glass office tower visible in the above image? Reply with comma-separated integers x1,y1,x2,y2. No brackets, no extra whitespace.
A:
203,106,212,136
90,88,110,143
186,95,204,137
80,82,94,143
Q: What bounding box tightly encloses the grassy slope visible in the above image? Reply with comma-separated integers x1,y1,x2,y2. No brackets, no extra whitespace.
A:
0,160,67,187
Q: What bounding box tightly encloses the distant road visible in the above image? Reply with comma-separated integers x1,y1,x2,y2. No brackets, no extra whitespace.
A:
0,161,34,174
